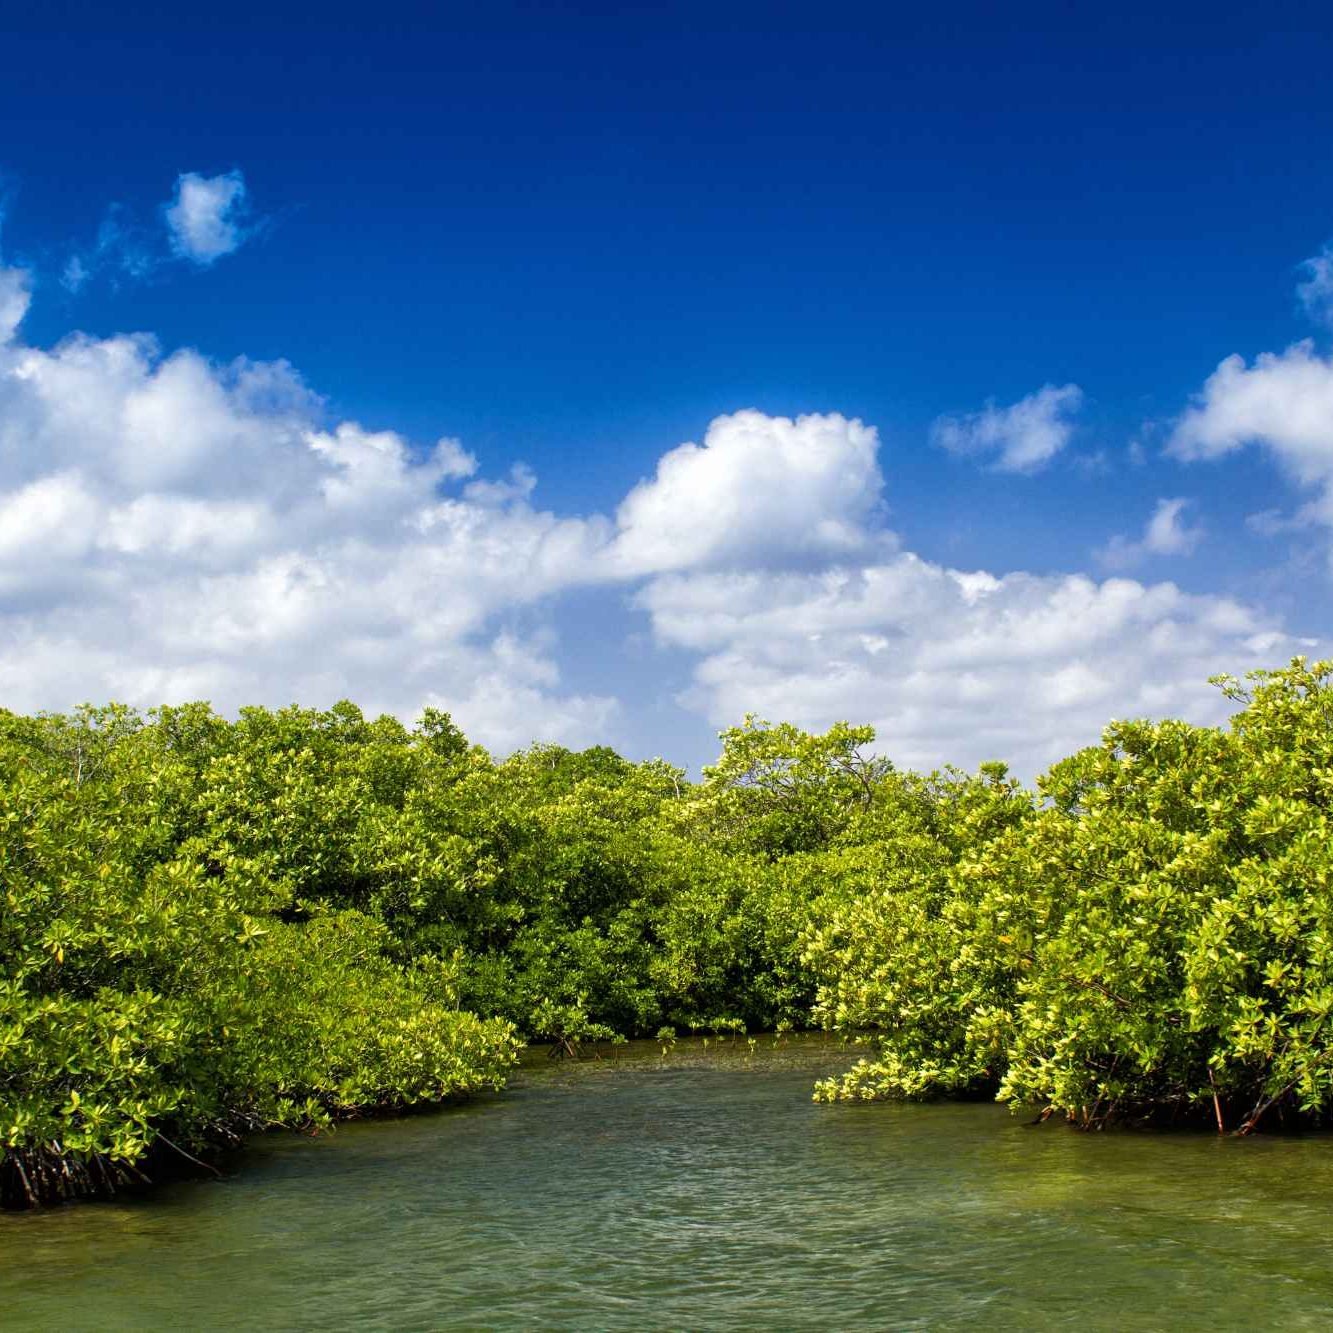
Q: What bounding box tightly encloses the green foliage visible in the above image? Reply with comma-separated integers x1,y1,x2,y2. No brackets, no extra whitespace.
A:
806,765,1032,1101
3,702,887,1206
0,705,515,1208
809,659,1333,1134
694,716,891,854
11,660,1333,1208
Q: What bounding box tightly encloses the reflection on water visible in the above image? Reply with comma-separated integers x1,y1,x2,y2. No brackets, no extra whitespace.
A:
4,1034,1333,1330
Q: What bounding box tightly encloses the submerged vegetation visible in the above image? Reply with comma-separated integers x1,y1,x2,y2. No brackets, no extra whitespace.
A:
5,658,1333,1206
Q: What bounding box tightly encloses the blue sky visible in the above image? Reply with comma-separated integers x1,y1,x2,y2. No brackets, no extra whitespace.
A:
3,1,1333,775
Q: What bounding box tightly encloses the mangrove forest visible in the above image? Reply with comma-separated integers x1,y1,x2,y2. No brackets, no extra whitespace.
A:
6,657,1333,1209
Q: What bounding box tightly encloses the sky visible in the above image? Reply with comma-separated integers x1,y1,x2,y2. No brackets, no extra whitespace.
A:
3,0,1333,776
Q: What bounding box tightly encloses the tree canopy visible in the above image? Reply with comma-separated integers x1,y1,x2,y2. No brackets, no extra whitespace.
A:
7,659,1333,1206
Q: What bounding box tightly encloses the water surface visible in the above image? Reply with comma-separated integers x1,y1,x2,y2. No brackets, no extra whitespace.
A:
5,1035,1333,1330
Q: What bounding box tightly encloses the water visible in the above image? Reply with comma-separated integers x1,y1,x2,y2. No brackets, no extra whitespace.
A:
4,1034,1333,1330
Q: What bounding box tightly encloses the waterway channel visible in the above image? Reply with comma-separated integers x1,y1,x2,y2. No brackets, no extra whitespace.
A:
4,1035,1332,1329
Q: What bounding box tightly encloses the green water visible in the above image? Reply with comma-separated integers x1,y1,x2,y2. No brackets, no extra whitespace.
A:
4,1035,1333,1330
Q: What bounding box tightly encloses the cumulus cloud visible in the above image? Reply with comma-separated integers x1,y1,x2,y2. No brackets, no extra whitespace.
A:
610,410,887,575
1169,342,1333,541
636,558,1304,776
1097,497,1203,570
164,170,252,265
0,323,614,750
1167,239,1333,550
1170,342,1333,476
931,383,1083,473
0,285,1311,771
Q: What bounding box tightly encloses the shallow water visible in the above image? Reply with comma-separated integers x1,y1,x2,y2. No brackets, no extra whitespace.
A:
5,1034,1333,1330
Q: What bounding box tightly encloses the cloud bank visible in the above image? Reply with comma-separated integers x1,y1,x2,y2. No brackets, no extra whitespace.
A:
0,262,1308,773
0,299,615,748
638,560,1286,777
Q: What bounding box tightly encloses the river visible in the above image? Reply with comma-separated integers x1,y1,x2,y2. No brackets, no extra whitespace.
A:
4,1034,1333,1329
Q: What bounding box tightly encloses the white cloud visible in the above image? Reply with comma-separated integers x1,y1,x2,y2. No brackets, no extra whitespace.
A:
636,557,1305,777
610,409,887,575
1168,243,1333,549
1170,342,1333,480
1298,245,1333,325
1097,497,1203,570
463,462,536,507
420,633,621,755
0,323,613,751
1141,498,1203,556
164,170,251,265
0,264,30,343
1169,342,1333,544
931,382,1083,473
0,290,1311,773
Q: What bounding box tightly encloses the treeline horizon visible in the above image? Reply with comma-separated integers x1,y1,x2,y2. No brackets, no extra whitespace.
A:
6,657,1333,1208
